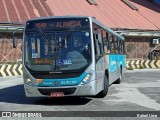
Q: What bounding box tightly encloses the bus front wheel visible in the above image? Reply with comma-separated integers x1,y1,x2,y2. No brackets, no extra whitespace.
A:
96,75,109,98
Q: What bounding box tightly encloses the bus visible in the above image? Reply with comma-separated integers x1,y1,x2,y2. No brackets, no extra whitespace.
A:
13,16,126,98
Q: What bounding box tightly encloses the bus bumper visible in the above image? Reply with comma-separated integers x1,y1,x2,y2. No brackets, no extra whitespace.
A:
24,80,97,97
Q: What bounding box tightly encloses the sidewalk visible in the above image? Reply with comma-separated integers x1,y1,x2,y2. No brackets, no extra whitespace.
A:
126,69,160,73
0,75,22,81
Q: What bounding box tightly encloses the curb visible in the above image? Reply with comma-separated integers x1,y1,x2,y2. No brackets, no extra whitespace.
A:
0,75,22,80
126,69,160,73
0,64,23,77
126,60,160,69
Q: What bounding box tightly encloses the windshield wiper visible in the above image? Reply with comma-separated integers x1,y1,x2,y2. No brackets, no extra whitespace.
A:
56,31,73,71
37,29,56,71
59,31,72,49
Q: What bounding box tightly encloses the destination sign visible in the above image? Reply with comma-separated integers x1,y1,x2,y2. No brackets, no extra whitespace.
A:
26,18,89,29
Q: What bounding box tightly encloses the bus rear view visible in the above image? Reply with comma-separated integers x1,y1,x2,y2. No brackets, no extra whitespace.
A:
15,16,125,98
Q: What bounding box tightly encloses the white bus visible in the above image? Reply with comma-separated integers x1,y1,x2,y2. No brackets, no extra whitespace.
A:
13,16,126,98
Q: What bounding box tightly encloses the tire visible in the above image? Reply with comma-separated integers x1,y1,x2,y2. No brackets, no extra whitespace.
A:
96,75,109,98
114,68,122,84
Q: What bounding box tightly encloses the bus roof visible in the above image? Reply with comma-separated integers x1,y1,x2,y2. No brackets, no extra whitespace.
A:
91,17,125,40
26,15,92,22
26,15,124,40
105,27,125,40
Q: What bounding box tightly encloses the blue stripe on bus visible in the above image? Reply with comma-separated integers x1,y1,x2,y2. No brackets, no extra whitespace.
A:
38,72,87,87
108,54,126,73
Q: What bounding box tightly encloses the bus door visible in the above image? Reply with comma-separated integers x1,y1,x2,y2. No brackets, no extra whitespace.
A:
93,29,105,92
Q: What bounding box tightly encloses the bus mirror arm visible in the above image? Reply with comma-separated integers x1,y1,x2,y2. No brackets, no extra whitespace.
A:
13,28,24,48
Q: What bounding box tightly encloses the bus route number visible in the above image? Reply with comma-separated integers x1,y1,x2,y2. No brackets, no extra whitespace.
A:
36,23,47,29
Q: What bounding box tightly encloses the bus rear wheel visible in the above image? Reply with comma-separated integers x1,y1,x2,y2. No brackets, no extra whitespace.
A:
96,75,109,98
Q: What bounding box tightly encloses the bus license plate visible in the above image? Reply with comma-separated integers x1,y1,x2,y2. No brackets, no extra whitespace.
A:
50,92,64,97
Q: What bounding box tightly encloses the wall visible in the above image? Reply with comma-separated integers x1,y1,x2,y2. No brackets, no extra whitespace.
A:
125,36,159,60
0,33,22,62
0,33,159,62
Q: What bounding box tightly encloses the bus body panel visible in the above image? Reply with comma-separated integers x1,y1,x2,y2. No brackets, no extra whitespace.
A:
23,70,98,97
21,16,126,97
23,60,98,97
95,57,106,93
24,80,97,97
108,54,126,84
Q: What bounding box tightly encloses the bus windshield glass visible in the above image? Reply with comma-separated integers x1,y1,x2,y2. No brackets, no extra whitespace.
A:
24,29,91,72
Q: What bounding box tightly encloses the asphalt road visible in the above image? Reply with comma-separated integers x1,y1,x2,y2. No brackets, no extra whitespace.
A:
0,69,160,119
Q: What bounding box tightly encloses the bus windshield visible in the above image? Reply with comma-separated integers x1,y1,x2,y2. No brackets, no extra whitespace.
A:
24,30,92,72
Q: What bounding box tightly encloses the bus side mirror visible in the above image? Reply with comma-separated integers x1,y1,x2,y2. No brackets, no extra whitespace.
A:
12,28,24,48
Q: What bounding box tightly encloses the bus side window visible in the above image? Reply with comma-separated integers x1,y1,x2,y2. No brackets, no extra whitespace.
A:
119,40,121,54
118,39,122,54
121,41,123,54
114,37,119,54
102,30,108,54
122,41,125,54
93,34,97,55
94,33,103,59
108,34,111,53
94,33,100,56
120,40,124,54
97,29,103,55
110,35,115,54
117,39,120,53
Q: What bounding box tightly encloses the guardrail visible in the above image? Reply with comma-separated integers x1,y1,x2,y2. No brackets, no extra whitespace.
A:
0,64,22,77
126,60,160,69
0,60,160,77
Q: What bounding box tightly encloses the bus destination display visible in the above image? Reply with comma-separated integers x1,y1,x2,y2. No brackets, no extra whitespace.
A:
26,18,89,29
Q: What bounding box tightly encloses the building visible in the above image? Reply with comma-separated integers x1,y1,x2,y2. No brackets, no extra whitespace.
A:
45,0,160,60
0,0,160,62
0,0,53,62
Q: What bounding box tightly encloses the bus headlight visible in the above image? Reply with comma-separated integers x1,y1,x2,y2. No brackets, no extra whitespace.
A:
80,71,94,85
26,79,31,83
25,78,35,87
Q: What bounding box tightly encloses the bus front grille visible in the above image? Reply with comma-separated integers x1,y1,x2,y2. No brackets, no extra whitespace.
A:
37,88,77,95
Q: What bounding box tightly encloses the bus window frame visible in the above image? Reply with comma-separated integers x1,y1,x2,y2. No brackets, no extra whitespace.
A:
97,28,104,55
101,30,108,54
114,37,119,54
119,39,125,54
92,23,104,59
108,33,112,53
